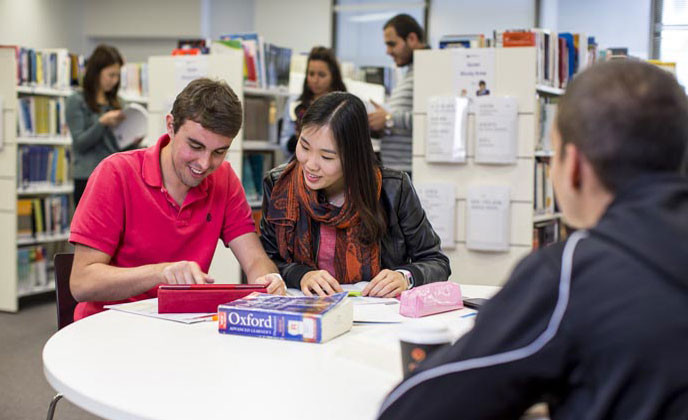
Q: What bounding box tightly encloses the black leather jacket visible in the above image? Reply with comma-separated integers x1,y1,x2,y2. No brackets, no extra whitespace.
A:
260,165,451,289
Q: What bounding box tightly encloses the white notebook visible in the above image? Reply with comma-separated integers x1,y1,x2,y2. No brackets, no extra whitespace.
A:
113,103,148,149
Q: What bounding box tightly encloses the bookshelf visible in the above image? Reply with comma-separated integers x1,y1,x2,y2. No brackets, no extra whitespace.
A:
413,47,567,287
0,47,79,311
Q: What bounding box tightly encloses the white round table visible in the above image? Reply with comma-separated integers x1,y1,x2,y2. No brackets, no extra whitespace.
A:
43,285,498,420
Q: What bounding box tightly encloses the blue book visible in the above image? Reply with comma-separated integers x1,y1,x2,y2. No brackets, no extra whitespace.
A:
218,292,352,343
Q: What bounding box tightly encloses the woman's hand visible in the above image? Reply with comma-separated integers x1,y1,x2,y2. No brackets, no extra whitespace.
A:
300,270,343,297
99,110,125,127
361,269,408,298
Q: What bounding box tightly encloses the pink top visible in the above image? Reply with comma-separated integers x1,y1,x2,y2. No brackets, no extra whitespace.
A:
70,134,255,320
317,224,337,278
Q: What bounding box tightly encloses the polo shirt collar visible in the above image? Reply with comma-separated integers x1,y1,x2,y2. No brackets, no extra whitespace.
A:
141,133,210,196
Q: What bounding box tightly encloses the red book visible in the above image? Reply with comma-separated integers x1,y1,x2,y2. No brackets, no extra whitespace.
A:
158,284,267,313
503,31,536,47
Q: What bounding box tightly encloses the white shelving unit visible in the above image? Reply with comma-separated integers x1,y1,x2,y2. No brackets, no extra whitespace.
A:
17,232,71,246
414,47,565,287
536,84,565,96
16,136,72,146
18,282,55,298
17,183,74,196
15,85,72,97
0,48,76,311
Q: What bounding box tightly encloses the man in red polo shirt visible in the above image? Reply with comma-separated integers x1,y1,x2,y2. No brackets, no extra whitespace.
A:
69,78,285,320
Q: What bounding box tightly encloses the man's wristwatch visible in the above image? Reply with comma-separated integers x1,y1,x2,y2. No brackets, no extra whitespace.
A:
384,113,394,129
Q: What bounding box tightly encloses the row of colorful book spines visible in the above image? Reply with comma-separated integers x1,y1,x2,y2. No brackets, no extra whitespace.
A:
216,36,292,89
18,146,71,186
534,159,557,214
17,195,71,238
17,96,68,136
532,219,566,250
17,245,50,288
120,63,150,97
13,47,83,88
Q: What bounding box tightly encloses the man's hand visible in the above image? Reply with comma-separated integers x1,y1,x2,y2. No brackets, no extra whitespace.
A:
368,100,388,132
300,270,344,297
361,269,407,298
254,273,286,295
160,261,214,285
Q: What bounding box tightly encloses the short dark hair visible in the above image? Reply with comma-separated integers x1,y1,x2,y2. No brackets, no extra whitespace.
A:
384,14,425,43
83,44,124,112
557,60,688,191
171,78,243,138
301,92,386,244
298,46,347,105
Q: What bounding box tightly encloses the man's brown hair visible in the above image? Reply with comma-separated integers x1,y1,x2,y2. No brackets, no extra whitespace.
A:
556,60,688,192
171,78,243,138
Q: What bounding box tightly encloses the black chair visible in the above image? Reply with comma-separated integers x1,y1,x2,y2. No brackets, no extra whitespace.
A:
47,253,76,420
54,253,76,330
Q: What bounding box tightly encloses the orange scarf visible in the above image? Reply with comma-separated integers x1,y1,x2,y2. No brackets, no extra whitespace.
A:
266,161,382,284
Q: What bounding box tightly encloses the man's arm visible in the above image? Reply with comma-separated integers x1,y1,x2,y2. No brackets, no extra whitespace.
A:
70,244,213,302
228,232,285,295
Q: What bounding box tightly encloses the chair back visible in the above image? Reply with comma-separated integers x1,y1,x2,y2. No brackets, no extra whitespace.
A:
54,253,77,330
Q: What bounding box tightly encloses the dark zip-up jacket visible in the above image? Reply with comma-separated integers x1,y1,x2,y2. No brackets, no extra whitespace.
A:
260,165,451,289
378,173,688,420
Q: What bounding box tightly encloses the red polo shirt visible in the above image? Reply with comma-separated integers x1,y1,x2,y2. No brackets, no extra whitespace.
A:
70,134,255,320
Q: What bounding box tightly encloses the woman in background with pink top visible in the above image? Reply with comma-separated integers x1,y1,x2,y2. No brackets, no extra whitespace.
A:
260,92,450,298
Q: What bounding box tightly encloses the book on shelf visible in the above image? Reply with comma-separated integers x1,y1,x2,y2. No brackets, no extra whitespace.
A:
120,62,149,99
17,145,71,188
496,28,557,88
242,152,273,204
537,96,558,152
439,34,487,49
17,245,47,292
4,46,82,89
17,96,68,137
216,34,292,90
220,33,266,88
211,40,257,85
17,241,72,294
534,159,557,215
263,43,291,89
218,292,353,343
533,219,564,250
17,199,33,239
19,195,70,238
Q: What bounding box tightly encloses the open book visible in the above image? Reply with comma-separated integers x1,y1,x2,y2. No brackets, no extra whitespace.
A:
113,103,148,149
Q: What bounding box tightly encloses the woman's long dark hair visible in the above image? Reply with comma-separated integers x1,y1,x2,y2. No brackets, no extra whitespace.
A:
83,44,123,112
297,46,347,106
301,92,386,244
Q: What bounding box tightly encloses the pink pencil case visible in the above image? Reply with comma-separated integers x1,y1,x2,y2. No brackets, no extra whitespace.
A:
399,282,463,318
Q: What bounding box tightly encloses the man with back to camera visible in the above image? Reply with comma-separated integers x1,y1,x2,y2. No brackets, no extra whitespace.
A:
69,78,286,321
377,60,688,419
368,13,427,176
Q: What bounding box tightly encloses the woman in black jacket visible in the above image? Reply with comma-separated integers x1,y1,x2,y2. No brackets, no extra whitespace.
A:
260,92,450,297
